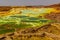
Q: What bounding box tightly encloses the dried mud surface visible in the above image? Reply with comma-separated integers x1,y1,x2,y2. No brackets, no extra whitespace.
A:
0,23,60,40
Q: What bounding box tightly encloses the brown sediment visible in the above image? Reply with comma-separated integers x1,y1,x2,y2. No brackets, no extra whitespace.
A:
44,13,60,22
0,23,60,40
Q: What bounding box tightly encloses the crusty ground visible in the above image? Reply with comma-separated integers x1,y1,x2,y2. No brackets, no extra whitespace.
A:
0,23,60,40
45,13,60,22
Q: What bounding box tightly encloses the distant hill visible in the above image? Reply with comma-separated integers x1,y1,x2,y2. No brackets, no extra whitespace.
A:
0,3,59,11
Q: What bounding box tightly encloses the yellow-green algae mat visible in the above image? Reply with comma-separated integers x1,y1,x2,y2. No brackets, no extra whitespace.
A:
0,8,55,34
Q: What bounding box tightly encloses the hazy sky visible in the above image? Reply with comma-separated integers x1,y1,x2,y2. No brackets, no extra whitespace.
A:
0,0,60,6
